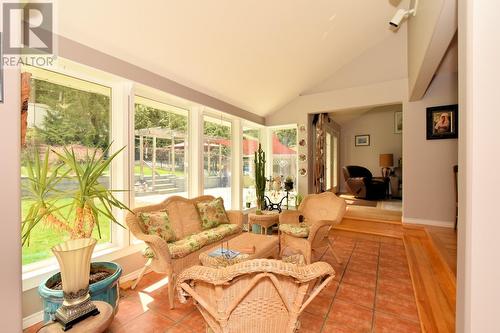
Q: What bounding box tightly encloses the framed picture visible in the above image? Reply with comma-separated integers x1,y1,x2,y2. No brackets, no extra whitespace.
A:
394,111,402,133
426,104,458,140
355,135,370,146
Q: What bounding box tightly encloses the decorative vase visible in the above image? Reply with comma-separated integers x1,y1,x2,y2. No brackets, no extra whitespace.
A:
52,238,99,330
39,262,122,322
284,180,294,191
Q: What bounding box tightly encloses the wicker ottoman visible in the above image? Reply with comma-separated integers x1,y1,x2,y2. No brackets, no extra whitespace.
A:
199,233,279,268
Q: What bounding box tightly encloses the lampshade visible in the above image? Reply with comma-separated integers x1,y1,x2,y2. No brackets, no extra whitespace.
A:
379,154,394,167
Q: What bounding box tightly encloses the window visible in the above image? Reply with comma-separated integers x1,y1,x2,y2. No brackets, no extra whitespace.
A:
134,96,189,207
242,126,262,208
21,65,112,265
203,115,232,208
271,127,297,179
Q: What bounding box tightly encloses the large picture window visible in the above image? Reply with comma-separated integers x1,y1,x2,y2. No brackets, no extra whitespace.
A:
21,66,112,265
134,96,189,207
203,115,232,208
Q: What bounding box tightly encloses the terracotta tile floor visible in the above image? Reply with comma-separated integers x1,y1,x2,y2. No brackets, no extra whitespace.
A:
25,235,421,333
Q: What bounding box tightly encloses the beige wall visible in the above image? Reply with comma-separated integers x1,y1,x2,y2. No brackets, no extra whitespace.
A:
403,72,458,226
335,105,403,193
0,67,23,331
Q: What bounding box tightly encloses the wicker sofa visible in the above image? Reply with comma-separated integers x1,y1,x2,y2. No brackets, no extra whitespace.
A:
126,195,243,308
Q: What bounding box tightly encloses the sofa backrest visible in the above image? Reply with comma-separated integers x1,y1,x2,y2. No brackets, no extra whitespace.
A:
163,195,215,239
129,195,216,240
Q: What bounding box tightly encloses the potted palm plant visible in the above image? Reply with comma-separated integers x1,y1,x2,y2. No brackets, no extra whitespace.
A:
22,144,129,329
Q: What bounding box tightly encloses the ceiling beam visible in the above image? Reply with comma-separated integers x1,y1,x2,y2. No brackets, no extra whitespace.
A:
407,0,457,101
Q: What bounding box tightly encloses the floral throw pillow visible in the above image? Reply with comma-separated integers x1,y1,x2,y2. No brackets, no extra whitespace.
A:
138,211,176,242
196,197,230,230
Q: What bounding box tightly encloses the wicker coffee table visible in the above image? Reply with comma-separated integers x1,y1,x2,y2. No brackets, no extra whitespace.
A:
199,233,279,268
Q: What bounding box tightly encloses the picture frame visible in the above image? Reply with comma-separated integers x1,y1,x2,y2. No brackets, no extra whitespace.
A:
426,104,458,140
394,111,402,133
355,134,370,146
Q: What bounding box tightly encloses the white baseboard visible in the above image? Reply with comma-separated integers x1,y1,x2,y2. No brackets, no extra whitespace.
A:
23,310,44,329
403,217,455,228
23,266,150,330
120,265,151,284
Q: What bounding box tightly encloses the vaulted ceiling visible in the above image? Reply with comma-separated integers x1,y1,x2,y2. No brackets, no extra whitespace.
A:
58,0,409,116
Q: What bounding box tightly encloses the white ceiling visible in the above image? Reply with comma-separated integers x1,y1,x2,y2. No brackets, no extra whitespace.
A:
57,0,408,116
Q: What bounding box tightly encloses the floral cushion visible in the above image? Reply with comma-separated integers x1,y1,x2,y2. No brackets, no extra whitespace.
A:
279,223,310,238
167,224,241,259
138,211,176,242
196,197,230,229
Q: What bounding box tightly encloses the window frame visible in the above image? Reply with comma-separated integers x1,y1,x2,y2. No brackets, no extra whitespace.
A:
201,110,235,208
21,63,119,274
131,94,191,209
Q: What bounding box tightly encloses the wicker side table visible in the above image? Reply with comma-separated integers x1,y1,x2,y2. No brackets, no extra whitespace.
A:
38,301,114,333
248,212,279,235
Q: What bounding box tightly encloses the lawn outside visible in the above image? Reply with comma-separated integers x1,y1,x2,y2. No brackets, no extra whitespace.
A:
21,198,111,265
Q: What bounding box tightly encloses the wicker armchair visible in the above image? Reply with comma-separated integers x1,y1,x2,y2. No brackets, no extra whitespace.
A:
126,195,243,309
177,259,335,333
279,192,346,264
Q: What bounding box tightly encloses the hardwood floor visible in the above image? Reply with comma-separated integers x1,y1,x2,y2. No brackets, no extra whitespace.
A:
425,226,457,276
403,226,456,333
345,206,403,222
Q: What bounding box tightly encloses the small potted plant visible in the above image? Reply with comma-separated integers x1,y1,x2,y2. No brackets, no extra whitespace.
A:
22,144,129,328
284,176,294,191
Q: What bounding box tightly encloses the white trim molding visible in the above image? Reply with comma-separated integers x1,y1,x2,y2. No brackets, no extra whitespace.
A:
403,217,455,228
23,311,44,330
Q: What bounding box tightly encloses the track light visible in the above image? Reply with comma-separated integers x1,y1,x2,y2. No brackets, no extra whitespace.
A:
389,0,418,29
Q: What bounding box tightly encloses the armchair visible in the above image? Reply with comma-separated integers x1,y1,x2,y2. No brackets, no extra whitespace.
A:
279,192,347,264
176,259,335,333
342,165,388,200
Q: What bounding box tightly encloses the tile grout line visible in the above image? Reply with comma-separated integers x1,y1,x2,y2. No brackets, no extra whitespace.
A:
318,237,356,333
370,241,382,333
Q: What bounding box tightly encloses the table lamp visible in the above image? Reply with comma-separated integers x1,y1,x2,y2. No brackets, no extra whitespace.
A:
379,153,394,178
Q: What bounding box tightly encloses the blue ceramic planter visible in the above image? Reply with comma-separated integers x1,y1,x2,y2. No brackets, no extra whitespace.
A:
38,261,122,322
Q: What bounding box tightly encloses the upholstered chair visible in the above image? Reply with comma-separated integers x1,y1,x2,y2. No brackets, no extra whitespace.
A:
176,259,335,333
342,165,388,200
278,192,347,264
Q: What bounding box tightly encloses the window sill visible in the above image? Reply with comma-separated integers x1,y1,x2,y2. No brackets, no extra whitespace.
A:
21,242,146,292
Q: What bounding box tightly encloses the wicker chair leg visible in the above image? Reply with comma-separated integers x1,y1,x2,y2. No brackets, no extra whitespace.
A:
132,258,152,290
327,239,343,264
168,273,175,309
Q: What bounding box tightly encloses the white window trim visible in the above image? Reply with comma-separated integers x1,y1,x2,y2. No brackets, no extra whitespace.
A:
21,60,132,286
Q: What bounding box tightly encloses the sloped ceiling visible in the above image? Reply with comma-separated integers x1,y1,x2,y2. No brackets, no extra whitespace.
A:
58,0,409,116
